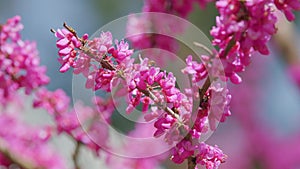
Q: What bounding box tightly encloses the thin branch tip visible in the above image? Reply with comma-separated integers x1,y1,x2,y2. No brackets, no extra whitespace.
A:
50,28,56,33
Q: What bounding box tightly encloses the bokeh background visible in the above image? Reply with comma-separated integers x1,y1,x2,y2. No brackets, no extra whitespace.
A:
1,1,300,169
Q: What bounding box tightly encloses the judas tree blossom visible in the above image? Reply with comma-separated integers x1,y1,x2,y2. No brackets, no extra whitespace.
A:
171,139,195,164
3,0,300,167
142,0,214,18
126,0,212,66
0,114,67,169
195,143,226,169
52,23,233,169
126,13,182,66
0,16,69,169
213,54,300,169
207,84,231,130
210,0,300,84
274,0,300,21
53,26,88,73
171,139,226,169
105,120,168,169
182,55,208,86
0,16,49,105
210,0,278,83
33,87,114,155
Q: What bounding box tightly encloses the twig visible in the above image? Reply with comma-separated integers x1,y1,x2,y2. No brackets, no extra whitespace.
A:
185,77,211,169
199,78,211,105
188,156,197,169
0,139,43,169
141,88,180,120
72,141,81,169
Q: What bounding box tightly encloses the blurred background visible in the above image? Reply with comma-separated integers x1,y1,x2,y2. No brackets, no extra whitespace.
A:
1,1,300,169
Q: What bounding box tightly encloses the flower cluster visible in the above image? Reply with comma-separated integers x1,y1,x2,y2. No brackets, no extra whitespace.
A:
53,26,89,73
143,0,193,18
0,114,66,169
1,0,300,168
126,5,194,66
182,55,231,130
126,14,179,66
196,143,226,169
52,23,234,169
53,26,194,145
221,54,300,169
274,0,300,21
142,0,215,17
0,16,49,105
126,0,215,65
210,0,277,83
33,88,114,154
171,139,226,169
207,84,231,130
53,27,135,93
182,55,208,86
105,120,168,169
0,16,71,169
210,0,300,84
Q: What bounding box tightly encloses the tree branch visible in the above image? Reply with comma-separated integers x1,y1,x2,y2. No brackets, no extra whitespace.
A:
72,141,81,169
199,77,211,105
188,156,197,169
141,87,180,120
0,139,43,169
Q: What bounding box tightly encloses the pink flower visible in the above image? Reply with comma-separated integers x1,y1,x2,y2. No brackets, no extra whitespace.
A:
54,28,86,72
94,68,116,92
143,0,193,18
93,96,115,122
86,31,112,59
105,119,167,169
0,16,49,105
182,55,208,86
97,31,113,52
52,22,230,169
159,72,181,104
33,88,70,115
211,0,277,83
0,114,67,169
0,15,23,42
108,40,133,63
70,98,113,154
126,14,181,66
73,31,113,77
126,89,143,114
144,106,164,121
207,84,231,130
126,14,152,49
153,113,177,138
191,108,209,139
196,143,226,169
274,0,300,21
34,87,112,154
171,140,195,164
73,52,92,76
125,57,163,114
